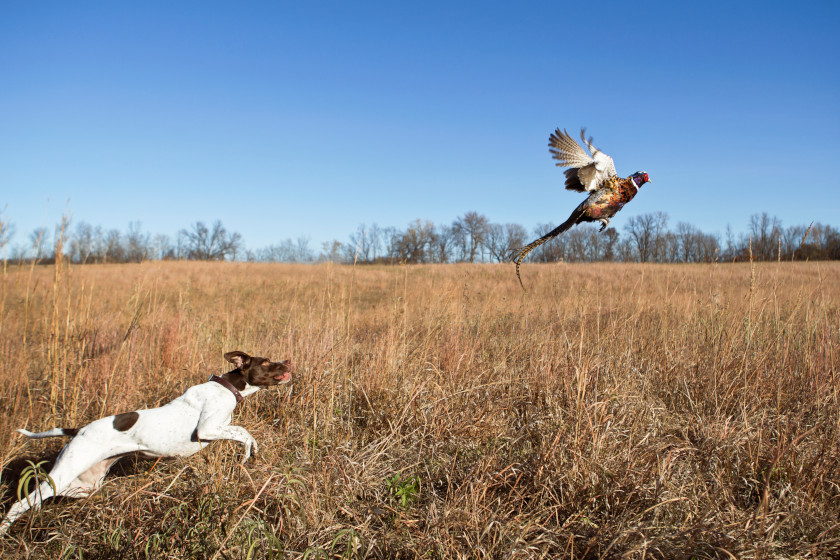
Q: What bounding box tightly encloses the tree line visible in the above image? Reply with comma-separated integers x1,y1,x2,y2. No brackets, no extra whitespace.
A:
1,211,838,265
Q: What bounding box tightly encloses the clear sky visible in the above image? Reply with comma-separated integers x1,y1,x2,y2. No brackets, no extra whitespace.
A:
1,1,838,253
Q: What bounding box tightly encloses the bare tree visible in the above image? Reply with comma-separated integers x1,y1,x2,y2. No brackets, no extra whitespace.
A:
723,224,737,261
259,240,294,262
662,231,680,263
29,227,50,260
782,224,808,259
173,230,186,260
675,222,698,262
341,224,384,263
696,232,720,262
825,225,840,259
625,212,668,263
258,237,315,262
381,226,400,263
580,226,602,262
180,221,243,261
748,213,782,261
89,226,104,262
368,224,382,262
486,223,528,263
346,223,373,263
320,240,344,262
616,237,635,262
395,220,436,263
452,212,490,263
125,221,150,262
103,229,124,263
600,228,620,261
565,227,589,262
68,221,96,263
485,224,506,262
296,236,314,262
151,234,173,260
430,224,454,263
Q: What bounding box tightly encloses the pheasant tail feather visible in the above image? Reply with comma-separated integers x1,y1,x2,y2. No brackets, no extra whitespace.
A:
512,220,573,291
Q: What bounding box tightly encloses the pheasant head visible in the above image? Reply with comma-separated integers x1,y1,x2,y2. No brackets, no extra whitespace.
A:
630,171,650,188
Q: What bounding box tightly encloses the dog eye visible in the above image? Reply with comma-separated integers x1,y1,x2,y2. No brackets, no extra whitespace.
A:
262,360,270,366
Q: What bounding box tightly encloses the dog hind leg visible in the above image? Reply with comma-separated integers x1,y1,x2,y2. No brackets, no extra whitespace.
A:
0,441,139,534
0,471,66,534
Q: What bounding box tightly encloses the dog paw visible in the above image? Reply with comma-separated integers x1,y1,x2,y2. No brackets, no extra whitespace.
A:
241,445,259,464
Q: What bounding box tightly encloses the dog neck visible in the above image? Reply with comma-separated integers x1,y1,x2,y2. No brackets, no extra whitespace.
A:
209,371,262,402
209,375,245,402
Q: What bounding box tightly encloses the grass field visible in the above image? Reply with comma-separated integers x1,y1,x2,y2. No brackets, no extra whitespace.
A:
0,260,838,559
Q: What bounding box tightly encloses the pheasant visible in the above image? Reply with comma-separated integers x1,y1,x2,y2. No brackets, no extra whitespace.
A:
513,128,650,290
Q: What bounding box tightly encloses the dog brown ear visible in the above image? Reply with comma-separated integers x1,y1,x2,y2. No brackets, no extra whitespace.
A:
224,351,251,369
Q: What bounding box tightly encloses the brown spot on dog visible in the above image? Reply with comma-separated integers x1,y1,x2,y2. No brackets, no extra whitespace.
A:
113,411,139,432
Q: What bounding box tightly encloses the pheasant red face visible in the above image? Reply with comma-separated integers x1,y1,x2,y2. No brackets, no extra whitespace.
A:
631,171,650,188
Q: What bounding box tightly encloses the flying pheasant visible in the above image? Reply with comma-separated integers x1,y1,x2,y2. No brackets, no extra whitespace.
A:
513,128,650,290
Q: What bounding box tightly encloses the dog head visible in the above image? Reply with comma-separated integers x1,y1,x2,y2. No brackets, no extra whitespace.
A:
224,350,293,387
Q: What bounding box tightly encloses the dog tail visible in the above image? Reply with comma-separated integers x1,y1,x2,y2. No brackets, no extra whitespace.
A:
18,428,79,439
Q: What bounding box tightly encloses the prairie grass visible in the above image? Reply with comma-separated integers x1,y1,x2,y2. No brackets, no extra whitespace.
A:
0,260,837,559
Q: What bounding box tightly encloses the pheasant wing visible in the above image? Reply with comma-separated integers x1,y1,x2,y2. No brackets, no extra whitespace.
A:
580,128,617,186
549,128,617,192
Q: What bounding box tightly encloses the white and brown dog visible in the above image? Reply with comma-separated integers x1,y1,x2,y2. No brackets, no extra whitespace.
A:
0,350,292,534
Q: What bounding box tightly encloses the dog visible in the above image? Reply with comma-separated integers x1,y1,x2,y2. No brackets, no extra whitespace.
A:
0,350,292,534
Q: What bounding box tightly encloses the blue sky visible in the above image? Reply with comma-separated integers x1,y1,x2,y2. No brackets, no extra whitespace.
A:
1,1,838,253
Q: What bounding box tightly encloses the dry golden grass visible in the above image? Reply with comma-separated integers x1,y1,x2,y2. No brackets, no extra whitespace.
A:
0,260,838,559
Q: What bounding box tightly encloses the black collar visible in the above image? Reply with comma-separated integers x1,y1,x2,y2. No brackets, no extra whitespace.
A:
209,375,244,403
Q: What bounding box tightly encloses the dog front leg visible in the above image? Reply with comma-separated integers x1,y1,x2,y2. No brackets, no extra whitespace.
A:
196,425,258,463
